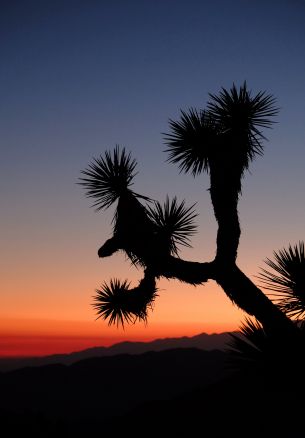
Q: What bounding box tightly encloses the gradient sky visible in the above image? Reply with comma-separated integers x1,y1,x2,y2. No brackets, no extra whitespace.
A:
1,0,305,356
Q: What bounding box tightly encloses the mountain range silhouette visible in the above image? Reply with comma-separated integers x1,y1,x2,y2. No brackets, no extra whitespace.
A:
0,331,234,372
1,332,304,436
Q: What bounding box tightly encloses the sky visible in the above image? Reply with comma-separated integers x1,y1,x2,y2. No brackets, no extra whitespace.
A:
1,0,305,356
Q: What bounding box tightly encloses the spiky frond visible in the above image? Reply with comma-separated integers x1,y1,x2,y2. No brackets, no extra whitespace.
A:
164,84,278,179
258,242,305,319
93,279,133,327
79,146,137,210
147,196,197,256
228,318,268,364
164,109,218,176
93,277,157,327
227,317,305,386
207,82,278,168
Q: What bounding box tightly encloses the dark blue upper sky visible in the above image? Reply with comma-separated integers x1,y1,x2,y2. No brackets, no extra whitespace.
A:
2,1,304,157
1,0,305,326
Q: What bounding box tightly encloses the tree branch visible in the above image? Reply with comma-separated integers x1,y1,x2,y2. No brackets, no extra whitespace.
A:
153,256,214,285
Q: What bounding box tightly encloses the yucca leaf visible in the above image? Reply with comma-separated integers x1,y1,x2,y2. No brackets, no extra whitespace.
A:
207,82,278,169
258,242,305,319
147,196,197,256
227,317,305,387
228,318,268,362
79,146,137,210
93,279,133,327
164,84,278,181
93,276,157,327
164,109,218,176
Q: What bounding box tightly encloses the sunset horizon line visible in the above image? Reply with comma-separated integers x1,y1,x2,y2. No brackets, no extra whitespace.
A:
0,321,238,358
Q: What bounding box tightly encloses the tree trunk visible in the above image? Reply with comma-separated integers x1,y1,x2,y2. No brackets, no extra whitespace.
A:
151,255,297,336
214,263,297,335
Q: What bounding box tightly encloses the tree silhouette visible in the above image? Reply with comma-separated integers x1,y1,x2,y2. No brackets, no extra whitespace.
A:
79,82,299,339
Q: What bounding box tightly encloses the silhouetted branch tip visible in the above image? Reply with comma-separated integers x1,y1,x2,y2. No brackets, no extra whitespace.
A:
258,241,305,319
164,109,218,176
147,196,198,256
79,146,140,211
93,277,158,327
164,82,279,181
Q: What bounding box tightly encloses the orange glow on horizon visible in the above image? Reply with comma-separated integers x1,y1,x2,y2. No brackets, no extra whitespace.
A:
1,268,246,357
0,315,241,357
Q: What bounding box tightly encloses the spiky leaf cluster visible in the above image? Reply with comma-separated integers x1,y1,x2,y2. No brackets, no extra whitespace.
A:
79,146,137,210
93,278,157,327
258,242,305,319
147,196,197,256
164,109,218,176
228,318,268,365
227,317,305,387
208,82,278,169
165,83,278,179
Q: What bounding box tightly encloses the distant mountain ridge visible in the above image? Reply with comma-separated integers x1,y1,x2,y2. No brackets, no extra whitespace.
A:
0,331,236,372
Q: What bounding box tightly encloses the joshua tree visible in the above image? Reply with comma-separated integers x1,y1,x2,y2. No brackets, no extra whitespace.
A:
79,82,299,338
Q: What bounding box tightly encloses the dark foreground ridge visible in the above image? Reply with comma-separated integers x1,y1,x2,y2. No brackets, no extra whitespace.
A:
1,348,226,434
1,347,304,437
